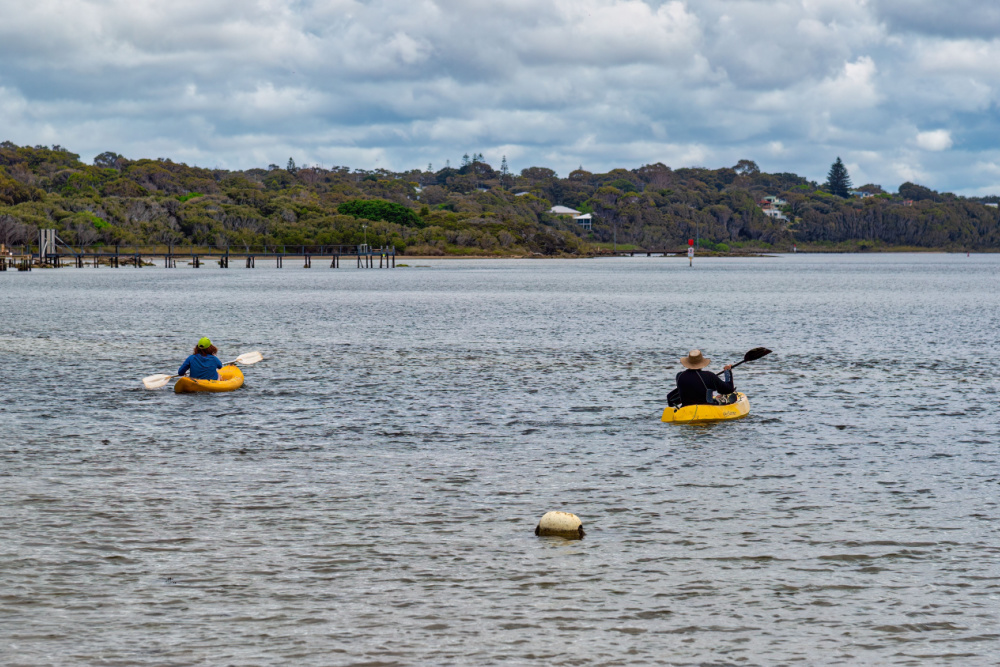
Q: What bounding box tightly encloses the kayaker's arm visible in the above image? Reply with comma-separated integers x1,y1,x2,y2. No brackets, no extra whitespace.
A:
177,356,192,377
714,367,735,394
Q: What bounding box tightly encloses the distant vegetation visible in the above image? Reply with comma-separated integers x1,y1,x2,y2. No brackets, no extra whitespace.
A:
2,141,999,255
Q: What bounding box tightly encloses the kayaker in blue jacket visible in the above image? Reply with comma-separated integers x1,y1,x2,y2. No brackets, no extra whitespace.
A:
673,349,735,406
178,337,223,381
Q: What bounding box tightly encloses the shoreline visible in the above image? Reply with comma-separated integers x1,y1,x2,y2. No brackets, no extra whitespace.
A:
7,249,991,270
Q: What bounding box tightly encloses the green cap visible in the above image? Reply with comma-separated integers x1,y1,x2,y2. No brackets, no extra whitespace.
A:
197,337,212,349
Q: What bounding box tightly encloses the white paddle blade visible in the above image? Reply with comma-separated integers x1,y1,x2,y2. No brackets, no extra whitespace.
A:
142,374,174,390
235,351,263,365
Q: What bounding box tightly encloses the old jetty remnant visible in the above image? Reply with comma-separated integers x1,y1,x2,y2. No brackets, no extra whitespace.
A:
1,231,396,271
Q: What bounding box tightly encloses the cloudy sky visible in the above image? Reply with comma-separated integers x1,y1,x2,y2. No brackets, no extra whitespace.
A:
1,0,999,193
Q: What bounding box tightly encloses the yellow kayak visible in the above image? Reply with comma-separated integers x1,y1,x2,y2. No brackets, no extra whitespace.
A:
174,365,244,394
662,392,750,424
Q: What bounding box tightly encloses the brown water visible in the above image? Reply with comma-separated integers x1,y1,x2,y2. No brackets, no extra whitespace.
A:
2,254,999,665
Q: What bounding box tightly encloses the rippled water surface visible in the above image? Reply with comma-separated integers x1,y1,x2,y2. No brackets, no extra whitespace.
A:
2,254,999,665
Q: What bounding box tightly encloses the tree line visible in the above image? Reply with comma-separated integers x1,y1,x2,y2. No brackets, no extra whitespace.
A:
2,141,998,255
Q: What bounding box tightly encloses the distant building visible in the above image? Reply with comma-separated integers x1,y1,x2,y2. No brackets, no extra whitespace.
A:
514,191,531,197
547,205,592,229
759,196,788,220
848,190,875,199
985,202,998,208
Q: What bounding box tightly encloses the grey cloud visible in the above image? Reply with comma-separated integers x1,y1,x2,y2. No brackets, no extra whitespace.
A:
872,0,1000,38
1,0,1000,194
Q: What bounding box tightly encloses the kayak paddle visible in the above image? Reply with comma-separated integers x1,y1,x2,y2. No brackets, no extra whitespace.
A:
723,347,771,372
142,350,264,390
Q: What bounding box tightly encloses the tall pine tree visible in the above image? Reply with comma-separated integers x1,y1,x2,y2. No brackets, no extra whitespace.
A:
826,157,852,197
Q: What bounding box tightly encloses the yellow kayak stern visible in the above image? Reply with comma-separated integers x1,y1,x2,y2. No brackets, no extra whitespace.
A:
174,365,245,394
662,392,750,424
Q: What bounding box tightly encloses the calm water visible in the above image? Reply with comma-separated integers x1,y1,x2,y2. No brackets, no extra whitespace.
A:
2,254,999,666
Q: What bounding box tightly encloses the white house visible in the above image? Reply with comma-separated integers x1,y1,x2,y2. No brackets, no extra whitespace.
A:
985,202,998,208
762,208,788,221
548,205,592,229
762,196,787,206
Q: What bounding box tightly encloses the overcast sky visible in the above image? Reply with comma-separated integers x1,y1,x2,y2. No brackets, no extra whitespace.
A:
1,0,999,194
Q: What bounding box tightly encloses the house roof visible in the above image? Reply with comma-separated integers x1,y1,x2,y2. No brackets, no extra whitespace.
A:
550,205,581,215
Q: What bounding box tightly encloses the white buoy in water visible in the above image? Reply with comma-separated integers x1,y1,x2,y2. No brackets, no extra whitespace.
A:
535,511,585,539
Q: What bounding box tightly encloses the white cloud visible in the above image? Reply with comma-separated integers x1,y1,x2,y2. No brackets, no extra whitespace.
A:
915,130,953,151
891,157,927,184
815,56,881,110
0,0,997,193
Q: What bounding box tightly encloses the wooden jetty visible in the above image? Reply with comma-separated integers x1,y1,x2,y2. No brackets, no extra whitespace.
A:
0,254,34,271
3,240,397,271
617,249,681,257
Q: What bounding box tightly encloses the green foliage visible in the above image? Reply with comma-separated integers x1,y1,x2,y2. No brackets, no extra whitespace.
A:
898,182,940,202
102,179,149,197
733,159,760,177
699,241,730,252
826,157,852,197
2,142,998,254
607,178,638,193
0,168,43,205
339,198,423,227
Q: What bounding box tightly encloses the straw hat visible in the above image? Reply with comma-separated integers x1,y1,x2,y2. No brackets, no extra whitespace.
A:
680,349,711,370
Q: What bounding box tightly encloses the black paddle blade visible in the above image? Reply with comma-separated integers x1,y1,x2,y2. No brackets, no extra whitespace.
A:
742,347,772,362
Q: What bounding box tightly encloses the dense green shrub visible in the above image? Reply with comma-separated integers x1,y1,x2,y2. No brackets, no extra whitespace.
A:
339,198,423,227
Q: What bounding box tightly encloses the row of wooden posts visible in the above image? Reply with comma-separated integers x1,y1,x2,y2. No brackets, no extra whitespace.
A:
5,246,397,270
0,257,33,271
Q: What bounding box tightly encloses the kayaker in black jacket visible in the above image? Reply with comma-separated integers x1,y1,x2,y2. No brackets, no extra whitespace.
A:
673,349,735,406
